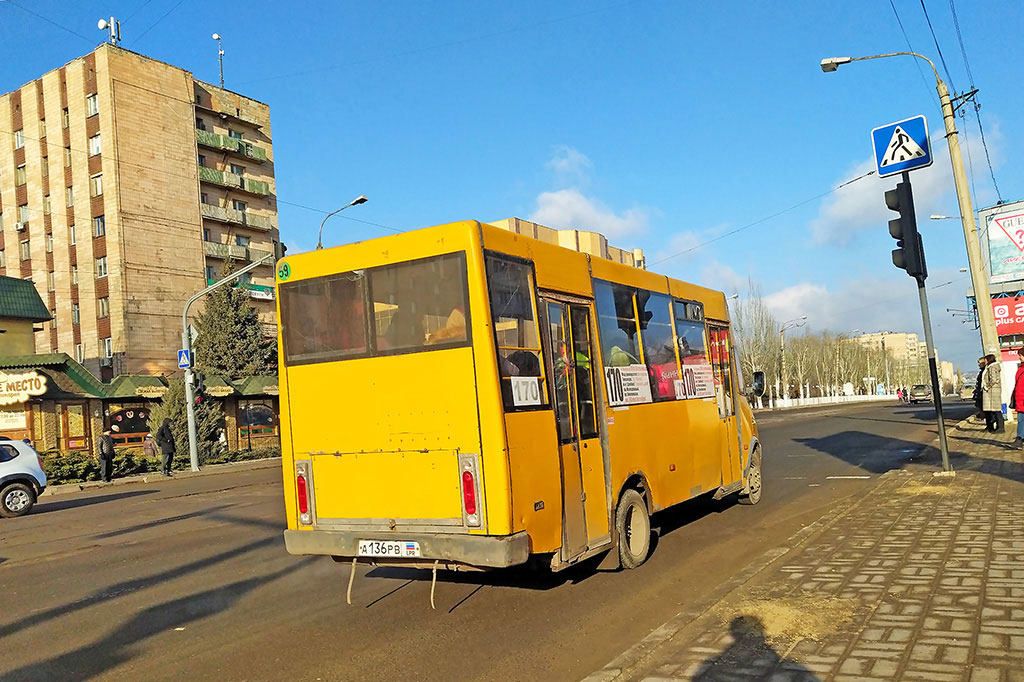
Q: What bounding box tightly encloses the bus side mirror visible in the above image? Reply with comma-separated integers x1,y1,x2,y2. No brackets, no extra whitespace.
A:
751,371,766,398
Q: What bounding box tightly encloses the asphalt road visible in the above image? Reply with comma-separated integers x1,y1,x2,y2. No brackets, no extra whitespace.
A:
0,400,973,682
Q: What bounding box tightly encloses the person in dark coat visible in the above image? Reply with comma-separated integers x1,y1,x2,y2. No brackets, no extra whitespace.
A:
155,418,176,476
972,356,986,418
97,429,115,483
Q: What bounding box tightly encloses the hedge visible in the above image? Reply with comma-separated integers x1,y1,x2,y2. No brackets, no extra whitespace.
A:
40,447,281,485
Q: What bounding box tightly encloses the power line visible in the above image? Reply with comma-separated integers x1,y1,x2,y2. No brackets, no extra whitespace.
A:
919,0,956,93
276,199,401,233
947,0,975,85
131,0,189,47
3,0,96,45
650,170,876,266
888,0,939,108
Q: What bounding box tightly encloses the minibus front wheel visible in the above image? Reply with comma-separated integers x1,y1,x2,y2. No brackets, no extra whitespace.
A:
616,488,651,569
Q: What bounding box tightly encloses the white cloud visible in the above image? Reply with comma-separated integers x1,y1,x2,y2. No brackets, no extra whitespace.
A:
545,145,593,187
811,135,954,245
529,188,648,239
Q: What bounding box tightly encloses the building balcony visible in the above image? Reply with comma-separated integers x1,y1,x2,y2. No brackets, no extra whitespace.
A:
198,166,271,196
200,203,276,231
203,240,272,263
196,128,268,162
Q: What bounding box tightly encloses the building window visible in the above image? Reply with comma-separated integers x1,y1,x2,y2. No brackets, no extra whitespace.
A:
75,343,84,363
232,199,247,212
203,228,211,242
88,134,101,156
62,108,69,128
46,233,53,252
200,192,209,204
15,164,26,186
93,215,105,237
0,250,5,268
228,129,242,140
205,265,216,281
50,309,56,329
230,164,244,176
72,265,78,284
237,272,252,285
236,235,250,247
196,117,206,131
47,271,55,291
20,240,30,261
41,155,48,177
18,204,29,223
64,146,72,167
44,196,52,216
90,173,103,197
39,118,46,138
72,303,80,324
197,154,206,167
66,186,74,207
14,129,24,149
86,93,99,117
101,337,112,358
70,225,76,246
95,256,108,278
98,296,110,318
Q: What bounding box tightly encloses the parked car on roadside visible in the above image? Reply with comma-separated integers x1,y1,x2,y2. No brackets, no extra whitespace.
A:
908,384,933,404
0,438,48,517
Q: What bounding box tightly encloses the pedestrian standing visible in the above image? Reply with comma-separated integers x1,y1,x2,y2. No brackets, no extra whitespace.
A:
97,428,115,483
973,357,987,418
155,418,176,476
896,387,903,402
143,432,158,459
982,353,1004,433
1013,349,1024,447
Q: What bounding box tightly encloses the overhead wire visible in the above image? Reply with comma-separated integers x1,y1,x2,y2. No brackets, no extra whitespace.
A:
650,170,876,266
130,0,189,47
888,0,939,108
918,0,956,92
2,0,96,46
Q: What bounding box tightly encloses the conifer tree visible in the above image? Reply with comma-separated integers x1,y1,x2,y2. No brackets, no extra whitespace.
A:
193,265,277,378
147,378,225,465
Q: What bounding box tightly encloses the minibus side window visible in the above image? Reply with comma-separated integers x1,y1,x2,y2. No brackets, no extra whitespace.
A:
637,291,677,401
281,272,368,365
484,254,548,411
594,279,654,406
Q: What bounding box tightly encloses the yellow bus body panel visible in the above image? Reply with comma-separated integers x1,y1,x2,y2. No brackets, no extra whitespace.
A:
504,411,562,553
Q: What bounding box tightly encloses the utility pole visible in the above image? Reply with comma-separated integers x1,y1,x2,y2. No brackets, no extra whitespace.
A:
181,255,273,471
882,333,891,394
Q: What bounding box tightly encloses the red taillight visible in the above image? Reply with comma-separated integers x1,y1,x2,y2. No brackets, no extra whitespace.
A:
461,471,477,515
296,474,309,515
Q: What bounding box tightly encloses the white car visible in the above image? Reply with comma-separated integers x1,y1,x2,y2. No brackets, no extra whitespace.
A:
0,439,48,517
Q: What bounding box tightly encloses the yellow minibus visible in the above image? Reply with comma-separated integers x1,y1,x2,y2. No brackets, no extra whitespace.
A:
277,220,764,577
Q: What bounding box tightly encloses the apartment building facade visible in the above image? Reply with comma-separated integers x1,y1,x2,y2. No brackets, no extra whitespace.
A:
0,44,278,379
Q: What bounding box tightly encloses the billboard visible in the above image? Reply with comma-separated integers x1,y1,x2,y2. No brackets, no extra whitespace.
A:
991,296,1024,336
985,204,1024,283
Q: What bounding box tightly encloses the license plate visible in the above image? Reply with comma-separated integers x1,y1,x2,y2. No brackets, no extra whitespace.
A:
357,540,421,558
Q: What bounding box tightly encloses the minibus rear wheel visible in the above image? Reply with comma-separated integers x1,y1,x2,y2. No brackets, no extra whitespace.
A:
616,488,651,569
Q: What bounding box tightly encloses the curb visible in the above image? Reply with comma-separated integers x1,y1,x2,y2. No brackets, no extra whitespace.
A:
581,413,975,682
40,457,281,497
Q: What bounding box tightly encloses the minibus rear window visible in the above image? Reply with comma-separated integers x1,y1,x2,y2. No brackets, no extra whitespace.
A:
280,252,471,366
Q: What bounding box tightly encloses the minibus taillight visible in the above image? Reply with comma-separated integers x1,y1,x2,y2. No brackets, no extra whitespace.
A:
295,463,312,526
297,474,309,515
461,471,477,516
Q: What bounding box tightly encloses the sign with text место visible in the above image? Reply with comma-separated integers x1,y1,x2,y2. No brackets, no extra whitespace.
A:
0,371,47,406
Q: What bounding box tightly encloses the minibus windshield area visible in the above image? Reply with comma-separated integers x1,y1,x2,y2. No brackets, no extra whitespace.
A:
280,252,470,366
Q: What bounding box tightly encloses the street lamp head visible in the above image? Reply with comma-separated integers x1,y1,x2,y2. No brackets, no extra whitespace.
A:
350,195,368,207
316,195,370,249
820,57,852,73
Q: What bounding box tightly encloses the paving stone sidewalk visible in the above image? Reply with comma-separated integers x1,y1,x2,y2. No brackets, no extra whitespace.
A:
586,418,1024,682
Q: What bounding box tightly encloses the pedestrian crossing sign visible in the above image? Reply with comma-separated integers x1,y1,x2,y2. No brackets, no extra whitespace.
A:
178,349,191,369
871,115,932,178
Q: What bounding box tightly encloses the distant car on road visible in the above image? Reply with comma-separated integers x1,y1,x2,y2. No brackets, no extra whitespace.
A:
908,384,933,404
0,439,47,517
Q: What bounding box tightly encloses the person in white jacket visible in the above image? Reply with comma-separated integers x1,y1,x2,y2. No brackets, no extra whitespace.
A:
982,354,1004,433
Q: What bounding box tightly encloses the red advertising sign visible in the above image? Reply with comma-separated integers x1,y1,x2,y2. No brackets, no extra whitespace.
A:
992,296,1024,336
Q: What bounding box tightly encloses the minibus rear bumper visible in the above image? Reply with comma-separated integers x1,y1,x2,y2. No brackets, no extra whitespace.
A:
283,529,530,569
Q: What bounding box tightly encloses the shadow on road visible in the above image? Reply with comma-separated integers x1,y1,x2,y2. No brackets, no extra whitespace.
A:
92,504,235,539
0,558,315,682
32,490,156,514
691,616,820,681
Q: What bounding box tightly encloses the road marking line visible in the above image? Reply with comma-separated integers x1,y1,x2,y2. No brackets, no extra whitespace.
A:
783,476,807,480
825,475,872,480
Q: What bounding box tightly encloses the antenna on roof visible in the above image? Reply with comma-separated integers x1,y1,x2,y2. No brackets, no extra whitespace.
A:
97,17,121,46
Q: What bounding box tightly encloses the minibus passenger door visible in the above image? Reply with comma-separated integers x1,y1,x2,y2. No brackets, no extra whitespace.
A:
709,325,741,484
544,300,588,561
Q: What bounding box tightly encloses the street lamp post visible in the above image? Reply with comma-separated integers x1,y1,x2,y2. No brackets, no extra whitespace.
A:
316,195,369,250
821,52,998,357
780,316,807,403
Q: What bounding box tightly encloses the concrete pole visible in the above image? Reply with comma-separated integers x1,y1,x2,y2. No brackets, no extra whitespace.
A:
779,328,786,403
937,79,998,354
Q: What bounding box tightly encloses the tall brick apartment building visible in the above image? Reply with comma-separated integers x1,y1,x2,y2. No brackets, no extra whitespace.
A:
0,43,279,379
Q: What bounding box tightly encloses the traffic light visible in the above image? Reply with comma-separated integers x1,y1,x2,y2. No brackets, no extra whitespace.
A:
191,372,206,404
885,180,927,281
273,240,287,262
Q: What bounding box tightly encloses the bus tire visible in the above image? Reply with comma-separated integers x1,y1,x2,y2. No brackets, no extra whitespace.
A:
616,488,651,569
739,447,762,505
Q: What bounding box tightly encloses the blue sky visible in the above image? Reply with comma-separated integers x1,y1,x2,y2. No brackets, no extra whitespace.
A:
2,0,1020,369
